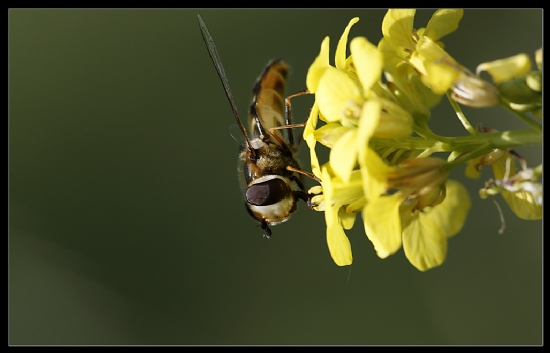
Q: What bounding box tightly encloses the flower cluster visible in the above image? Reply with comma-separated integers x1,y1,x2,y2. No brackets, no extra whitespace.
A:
304,9,542,271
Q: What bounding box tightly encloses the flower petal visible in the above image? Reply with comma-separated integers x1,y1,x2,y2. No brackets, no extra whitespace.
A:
438,180,471,237
410,36,461,94
373,98,414,139
306,36,330,93
313,123,353,148
330,129,358,183
304,102,321,179
326,205,353,266
501,189,542,220
362,193,404,258
476,53,532,84
339,206,357,230
378,37,408,61
382,9,417,52
423,9,464,41
402,210,447,271
330,170,365,207
322,167,353,266
336,17,360,70
402,180,469,271
350,36,383,93
357,99,381,150
359,148,391,202
356,100,394,201
316,67,363,122
321,166,335,226
465,156,483,179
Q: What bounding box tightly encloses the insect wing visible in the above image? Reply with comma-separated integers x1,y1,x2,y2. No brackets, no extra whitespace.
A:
249,60,293,148
197,14,255,156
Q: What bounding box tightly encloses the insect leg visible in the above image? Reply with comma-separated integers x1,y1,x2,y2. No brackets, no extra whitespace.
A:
290,170,322,210
260,220,272,239
287,165,321,183
286,89,310,148
285,89,311,126
268,89,311,148
293,190,320,210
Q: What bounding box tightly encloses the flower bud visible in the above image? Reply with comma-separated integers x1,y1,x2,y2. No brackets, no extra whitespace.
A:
412,182,445,210
497,78,542,105
535,48,542,72
451,74,500,107
526,71,542,92
479,149,506,166
476,53,531,84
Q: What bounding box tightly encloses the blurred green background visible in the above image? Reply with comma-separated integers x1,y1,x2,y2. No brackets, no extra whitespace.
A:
9,9,542,345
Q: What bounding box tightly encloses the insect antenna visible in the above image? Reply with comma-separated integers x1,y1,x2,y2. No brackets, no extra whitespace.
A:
197,14,256,159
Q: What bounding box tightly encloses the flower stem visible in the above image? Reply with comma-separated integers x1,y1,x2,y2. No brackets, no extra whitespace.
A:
502,104,543,132
446,92,477,135
370,129,541,155
445,143,491,169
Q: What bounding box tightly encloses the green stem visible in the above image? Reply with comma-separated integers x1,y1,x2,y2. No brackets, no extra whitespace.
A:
414,122,448,141
371,129,541,153
446,92,477,135
450,129,541,150
445,143,491,169
501,104,543,132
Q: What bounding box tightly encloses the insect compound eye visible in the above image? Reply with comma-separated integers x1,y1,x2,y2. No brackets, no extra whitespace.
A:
246,178,290,206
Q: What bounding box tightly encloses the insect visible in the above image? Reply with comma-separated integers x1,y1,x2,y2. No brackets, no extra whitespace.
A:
197,14,319,238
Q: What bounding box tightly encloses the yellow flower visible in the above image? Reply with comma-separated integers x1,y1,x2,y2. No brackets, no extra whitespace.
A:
476,51,541,114
381,9,417,52
481,152,542,220
309,165,367,266
402,180,470,271
305,17,414,266
317,133,471,271
315,38,413,182
465,142,541,221
409,36,462,95
304,18,360,181
320,166,354,266
304,102,322,179
306,17,359,94
378,38,441,122
300,11,544,272
313,35,384,125
362,157,470,270
306,16,414,182
382,9,499,107
381,9,464,49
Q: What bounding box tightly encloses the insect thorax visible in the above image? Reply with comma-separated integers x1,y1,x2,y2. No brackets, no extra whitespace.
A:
241,141,301,186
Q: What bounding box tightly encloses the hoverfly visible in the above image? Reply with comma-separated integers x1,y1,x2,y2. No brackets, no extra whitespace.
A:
197,14,319,238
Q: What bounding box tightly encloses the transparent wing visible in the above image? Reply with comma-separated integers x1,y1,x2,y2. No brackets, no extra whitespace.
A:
197,14,255,156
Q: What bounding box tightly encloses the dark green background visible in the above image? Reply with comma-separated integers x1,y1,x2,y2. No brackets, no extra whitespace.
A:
9,9,542,345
